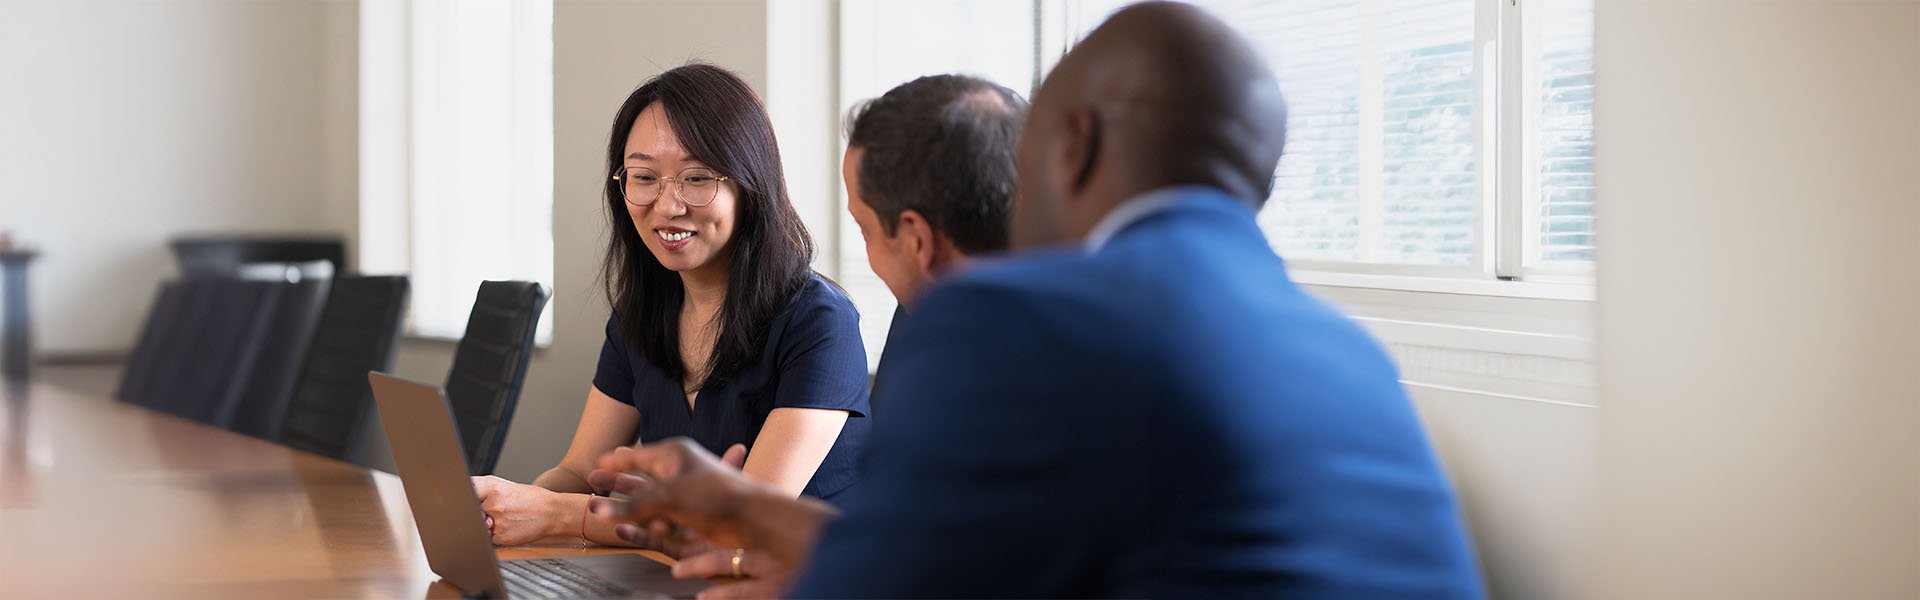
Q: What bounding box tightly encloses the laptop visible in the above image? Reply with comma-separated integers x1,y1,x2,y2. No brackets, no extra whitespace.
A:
368,372,713,599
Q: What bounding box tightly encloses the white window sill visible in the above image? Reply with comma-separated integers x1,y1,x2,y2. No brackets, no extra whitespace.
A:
403,330,554,350
1293,271,1598,403
403,331,461,346
1291,270,1596,302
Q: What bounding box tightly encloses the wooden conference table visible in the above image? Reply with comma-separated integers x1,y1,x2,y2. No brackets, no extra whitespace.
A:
0,381,676,598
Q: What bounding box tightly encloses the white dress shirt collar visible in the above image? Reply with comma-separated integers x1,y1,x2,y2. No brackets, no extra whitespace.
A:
1082,186,1225,252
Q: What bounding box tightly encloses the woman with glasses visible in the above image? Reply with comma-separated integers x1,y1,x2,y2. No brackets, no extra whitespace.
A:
469,63,871,550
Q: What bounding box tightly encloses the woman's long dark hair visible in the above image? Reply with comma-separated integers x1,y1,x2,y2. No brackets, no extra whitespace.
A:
601,63,815,390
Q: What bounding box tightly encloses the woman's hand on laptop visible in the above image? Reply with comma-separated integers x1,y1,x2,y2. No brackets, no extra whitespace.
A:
471,476,574,546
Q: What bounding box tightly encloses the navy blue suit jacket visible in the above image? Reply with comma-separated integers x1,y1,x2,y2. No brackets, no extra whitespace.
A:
790,188,1483,598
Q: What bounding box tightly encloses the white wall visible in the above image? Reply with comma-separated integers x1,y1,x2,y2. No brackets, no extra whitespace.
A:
1591,1,1920,597
1308,285,1596,599
0,0,360,356
367,0,777,481
767,0,843,275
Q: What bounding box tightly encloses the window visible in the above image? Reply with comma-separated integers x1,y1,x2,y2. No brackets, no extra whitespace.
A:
1056,0,1595,284
1532,0,1596,265
360,0,555,342
836,0,1594,363
838,0,1039,370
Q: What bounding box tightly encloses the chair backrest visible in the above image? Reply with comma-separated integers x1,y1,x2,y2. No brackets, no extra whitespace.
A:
146,282,222,410
228,272,334,441
161,277,283,426
117,281,187,407
117,277,279,421
170,236,346,278
444,281,549,475
278,275,409,464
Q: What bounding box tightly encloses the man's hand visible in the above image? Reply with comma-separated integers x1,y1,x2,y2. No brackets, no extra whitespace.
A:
586,438,838,568
672,547,793,600
586,439,762,548
584,443,746,558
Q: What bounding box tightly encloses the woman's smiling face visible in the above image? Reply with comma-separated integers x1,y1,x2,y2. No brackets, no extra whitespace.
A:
623,102,738,275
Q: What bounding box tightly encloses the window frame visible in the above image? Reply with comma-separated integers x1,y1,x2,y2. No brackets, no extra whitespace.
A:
833,0,1595,378
358,0,557,345
830,0,1600,371
1040,0,1594,299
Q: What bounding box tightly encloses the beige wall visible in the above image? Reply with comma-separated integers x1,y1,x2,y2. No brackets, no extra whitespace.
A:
0,0,360,356
1591,1,1920,597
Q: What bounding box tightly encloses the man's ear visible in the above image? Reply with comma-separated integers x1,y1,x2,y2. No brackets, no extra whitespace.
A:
1063,106,1101,197
896,209,939,272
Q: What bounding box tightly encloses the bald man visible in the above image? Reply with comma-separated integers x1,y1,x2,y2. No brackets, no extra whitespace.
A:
589,3,1483,598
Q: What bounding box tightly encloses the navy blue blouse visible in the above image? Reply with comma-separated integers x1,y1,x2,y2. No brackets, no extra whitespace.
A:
592,275,871,500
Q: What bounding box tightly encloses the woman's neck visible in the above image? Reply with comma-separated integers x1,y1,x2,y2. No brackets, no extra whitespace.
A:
679,261,729,315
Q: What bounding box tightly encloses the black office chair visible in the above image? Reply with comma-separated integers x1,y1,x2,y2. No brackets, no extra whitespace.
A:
170,235,347,279
444,281,549,475
119,279,229,411
161,277,283,427
277,275,409,464
117,281,187,407
228,271,334,441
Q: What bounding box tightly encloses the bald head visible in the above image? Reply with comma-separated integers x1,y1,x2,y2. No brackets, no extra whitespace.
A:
1011,1,1288,249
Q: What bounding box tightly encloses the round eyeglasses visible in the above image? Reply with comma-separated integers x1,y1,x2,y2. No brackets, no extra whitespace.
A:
612,166,730,207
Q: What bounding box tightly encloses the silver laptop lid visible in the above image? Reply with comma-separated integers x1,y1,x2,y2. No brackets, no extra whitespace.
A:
368,371,508,596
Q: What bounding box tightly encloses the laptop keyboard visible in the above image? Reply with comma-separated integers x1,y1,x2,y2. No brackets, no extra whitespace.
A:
500,558,635,599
